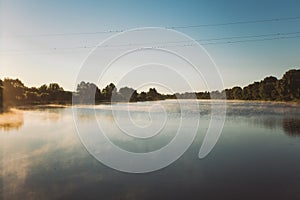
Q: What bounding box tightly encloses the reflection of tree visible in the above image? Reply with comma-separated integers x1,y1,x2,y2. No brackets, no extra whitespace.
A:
282,118,300,137
252,117,280,130
39,108,63,122
249,116,300,137
0,110,24,131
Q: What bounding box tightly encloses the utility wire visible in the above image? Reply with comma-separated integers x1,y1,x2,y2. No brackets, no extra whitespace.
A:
167,16,300,29
1,35,300,56
2,16,300,38
1,31,300,54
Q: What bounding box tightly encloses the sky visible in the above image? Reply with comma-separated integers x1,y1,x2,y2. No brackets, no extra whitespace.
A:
0,0,300,92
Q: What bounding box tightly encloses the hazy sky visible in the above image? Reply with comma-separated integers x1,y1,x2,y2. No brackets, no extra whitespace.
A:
1,0,300,92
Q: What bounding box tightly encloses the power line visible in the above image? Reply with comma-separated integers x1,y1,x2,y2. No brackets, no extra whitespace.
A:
167,16,300,29
197,31,300,42
148,35,300,48
1,35,300,56
2,16,300,38
1,31,300,54
198,35,300,45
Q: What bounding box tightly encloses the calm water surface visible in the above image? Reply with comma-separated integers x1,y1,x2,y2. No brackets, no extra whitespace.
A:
1,100,300,200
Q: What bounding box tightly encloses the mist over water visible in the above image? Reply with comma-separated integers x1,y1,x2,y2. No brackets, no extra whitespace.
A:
1,100,300,200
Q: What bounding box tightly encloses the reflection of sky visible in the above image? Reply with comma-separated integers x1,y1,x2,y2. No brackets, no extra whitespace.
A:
1,101,300,199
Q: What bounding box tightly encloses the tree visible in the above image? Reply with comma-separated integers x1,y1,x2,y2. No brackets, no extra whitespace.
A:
0,80,3,111
3,78,26,105
38,84,48,93
44,83,67,102
25,91,39,102
146,88,162,101
196,91,210,99
102,83,117,101
258,76,278,100
276,69,300,101
48,83,63,92
119,87,138,102
210,90,224,99
225,89,233,99
232,87,243,99
75,81,102,103
248,82,260,100
137,91,147,101
242,86,251,100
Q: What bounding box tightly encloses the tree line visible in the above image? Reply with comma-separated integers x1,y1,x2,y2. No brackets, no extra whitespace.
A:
168,69,299,101
0,80,72,109
73,82,166,104
223,69,300,101
0,79,166,110
0,69,299,110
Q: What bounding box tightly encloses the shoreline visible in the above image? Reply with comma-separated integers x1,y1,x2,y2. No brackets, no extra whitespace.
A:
1,99,297,112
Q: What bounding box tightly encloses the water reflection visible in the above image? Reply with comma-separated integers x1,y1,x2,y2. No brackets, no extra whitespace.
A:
0,107,67,132
224,101,300,137
282,118,300,137
1,101,300,200
225,100,300,116
0,109,23,131
1,107,78,200
248,116,300,137
250,117,281,130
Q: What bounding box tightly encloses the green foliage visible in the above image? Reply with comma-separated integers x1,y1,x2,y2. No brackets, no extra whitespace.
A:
137,92,147,101
258,76,278,100
0,80,3,111
0,69,299,107
225,87,242,99
248,82,260,100
38,84,48,93
196,92,210,99
1,78,71,106
119,87,138,102
102,83,116,101
224,69,299,101
3,78,25,106
276,69,300,100
75,81,102,103
146,88,160,101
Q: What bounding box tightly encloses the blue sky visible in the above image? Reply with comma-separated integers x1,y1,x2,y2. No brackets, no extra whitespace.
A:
1,0,300,92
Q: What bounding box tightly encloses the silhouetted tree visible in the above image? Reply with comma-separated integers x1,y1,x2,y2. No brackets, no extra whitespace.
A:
0,80,3,111
242,85,252,100
232,87,242,99
224,89,233,99
119,87,138,102
38,84,48,93
196,92,210,99
258,76,278,100
137,91,147,101
3,78,26,106
0,68,299,108
75,81,102,103
146,88,163,101
210,90,224,99
102,83,116,101
248,82,260,100
48,83,63,92
25,91,39,102
276,69,300,101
